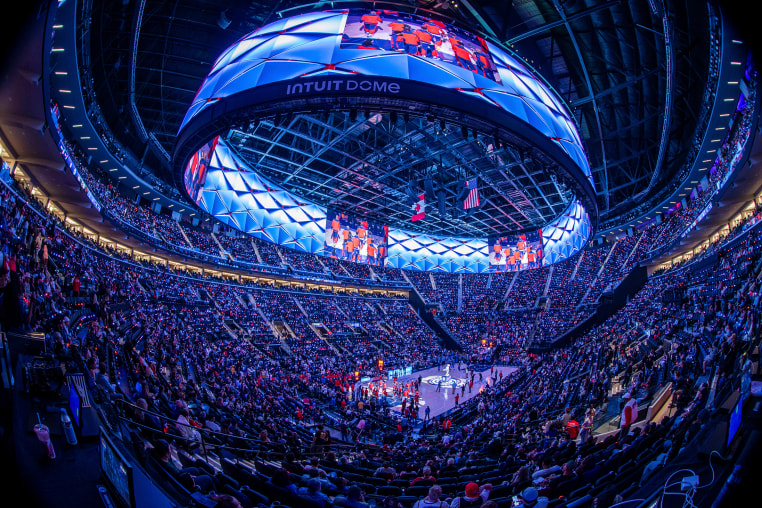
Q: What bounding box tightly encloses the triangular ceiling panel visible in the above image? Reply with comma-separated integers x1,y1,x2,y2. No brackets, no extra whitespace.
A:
288,14,346,35
407,57,472,89
256,60,324,86
338,53,410,79
269,35,338,63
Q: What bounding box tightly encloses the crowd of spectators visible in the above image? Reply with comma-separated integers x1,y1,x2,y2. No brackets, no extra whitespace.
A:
47,129,757,357
216,234,261,265
3,172,762,508
504,268,548,309
406,271,437,304
583,235,639,303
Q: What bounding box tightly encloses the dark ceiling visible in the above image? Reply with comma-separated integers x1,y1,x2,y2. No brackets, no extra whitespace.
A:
83,0,721,230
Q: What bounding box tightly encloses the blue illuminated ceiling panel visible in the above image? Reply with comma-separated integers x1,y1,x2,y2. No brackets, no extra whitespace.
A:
387,231,489,273
192,138,327,254
542,201,591,265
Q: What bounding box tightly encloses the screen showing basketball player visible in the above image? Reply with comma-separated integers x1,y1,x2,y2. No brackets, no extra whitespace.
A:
340,9,501,84
488,230,543,272
184,136,217,202
324,208,389,266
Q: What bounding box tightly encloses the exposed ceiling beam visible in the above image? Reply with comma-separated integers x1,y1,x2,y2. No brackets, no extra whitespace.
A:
506,0,620,45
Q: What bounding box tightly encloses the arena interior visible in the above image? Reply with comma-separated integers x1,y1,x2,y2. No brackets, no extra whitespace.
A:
1,1,762,507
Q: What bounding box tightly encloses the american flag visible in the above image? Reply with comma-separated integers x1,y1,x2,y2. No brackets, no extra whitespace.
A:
463,178,480,209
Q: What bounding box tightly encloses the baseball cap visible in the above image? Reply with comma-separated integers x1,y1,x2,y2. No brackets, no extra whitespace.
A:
521,487,539,502
465,482,480,498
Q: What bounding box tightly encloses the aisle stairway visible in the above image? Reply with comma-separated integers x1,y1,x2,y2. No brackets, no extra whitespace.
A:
210,232,231,260
176,222,194,249
502,270,520,302
291,295,340,354
251,239,264,264
579,240,618,306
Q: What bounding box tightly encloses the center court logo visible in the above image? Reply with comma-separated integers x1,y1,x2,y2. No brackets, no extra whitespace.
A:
286,79,401,95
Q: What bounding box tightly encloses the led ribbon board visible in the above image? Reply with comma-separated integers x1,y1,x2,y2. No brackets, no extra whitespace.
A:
175,10,596,272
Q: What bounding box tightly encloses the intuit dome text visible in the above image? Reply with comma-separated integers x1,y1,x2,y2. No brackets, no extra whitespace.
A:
285,79,401,95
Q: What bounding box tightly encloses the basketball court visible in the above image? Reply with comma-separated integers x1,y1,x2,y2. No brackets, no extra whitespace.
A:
356,364,517,420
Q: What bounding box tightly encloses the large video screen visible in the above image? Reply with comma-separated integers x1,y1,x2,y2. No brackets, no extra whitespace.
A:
341,9,501,83
488,231,543,272
184,136,217,202
324,209,389,266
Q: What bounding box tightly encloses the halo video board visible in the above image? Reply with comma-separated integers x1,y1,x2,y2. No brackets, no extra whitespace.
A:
488,231,543,272
340,9,501,83
325,208,389,266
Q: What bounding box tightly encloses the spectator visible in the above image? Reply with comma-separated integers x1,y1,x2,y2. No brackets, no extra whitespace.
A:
334,485,369,508
412,485,449,508
450,482,492,508
297,478,333,508
515,487,548,508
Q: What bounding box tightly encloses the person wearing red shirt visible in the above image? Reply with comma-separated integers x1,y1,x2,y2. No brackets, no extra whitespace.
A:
528,249,537,269
474,51,493,79
410,466,437,486
620,393,638,438
367,241,377,266
72,275,81,301
361,11,382,35
415,29,436,58
389,21,405,50
330,216,341,258
400,29,420,55
451,39,476,71
422,22,444,47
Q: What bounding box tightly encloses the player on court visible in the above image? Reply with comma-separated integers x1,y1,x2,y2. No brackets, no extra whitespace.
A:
344,232,354,261
421,21,444,48
400,25,420,55
368,238,378,266
451,39,476,72
351,233,361,262
389,20,406,51
490,243,503,271
414,28,436,58
517,235,527,259
474,50,493,79
507,249,516,272
361,11,383,35
341,228,351,260
330,215,342,258
358,38,379,50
